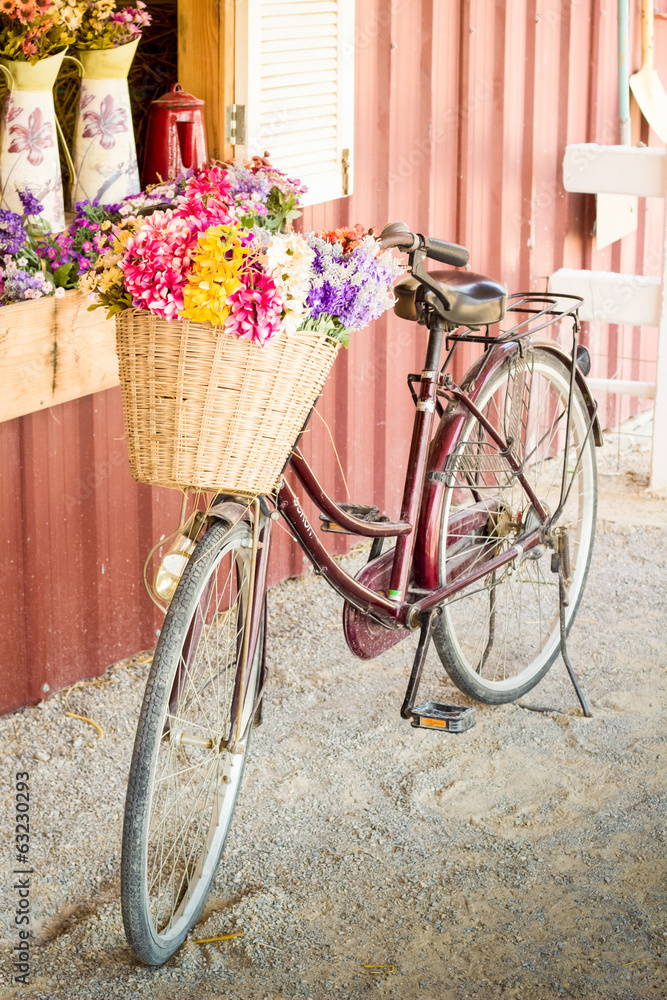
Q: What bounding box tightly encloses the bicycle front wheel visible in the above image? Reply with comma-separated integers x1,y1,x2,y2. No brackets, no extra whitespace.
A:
434,348,597,703
121,517,264,965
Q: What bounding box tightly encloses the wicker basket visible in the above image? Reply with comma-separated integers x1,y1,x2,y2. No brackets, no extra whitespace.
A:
115,309,340,496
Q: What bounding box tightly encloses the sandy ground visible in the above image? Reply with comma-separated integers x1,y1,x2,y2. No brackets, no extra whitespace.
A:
0,423,666,1000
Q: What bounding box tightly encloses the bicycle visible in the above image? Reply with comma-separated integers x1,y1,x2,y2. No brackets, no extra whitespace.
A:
120,222,600,965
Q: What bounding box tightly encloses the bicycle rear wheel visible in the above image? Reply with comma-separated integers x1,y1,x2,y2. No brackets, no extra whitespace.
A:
121,517,264,965
433,348,597,703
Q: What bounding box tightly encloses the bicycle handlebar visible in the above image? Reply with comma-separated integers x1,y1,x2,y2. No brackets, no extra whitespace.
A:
378,222,470,268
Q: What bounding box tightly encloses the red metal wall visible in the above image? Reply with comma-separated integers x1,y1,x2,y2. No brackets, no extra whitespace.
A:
0,0,660,713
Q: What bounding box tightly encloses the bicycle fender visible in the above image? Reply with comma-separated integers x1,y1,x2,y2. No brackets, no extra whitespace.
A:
207,499,253,527
529,336,603,448
413,339,602,591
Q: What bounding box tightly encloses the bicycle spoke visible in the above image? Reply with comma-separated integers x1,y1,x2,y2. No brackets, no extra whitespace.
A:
436,350,596,699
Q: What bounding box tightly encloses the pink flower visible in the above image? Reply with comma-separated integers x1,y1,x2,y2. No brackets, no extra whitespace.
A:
225,271,285,346
8,107,54,166
3,94,22,125
83,95,128,151
120,209,200,321
185,164,232,204
173,198,231,231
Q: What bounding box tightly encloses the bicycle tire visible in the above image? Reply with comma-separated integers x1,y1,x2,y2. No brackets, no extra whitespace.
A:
433,348,597,703
121,517,264,965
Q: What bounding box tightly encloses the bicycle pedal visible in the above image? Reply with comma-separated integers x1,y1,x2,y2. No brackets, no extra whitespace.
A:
410,701,476,733
319,502,382,534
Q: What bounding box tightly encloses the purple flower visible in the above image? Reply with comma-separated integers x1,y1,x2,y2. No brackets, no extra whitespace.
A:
0,210,26,255
229,166,271,201
2,268,51,303
304,234,401,331
17,187,44,217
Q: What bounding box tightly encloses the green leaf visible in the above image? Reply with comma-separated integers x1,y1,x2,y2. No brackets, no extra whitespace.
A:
53,262,77,288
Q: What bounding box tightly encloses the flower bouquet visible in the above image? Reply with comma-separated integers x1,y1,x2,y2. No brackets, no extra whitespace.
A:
79,165,401,496
0,1,89,229
0,1,81,63
70,1,152,206
0,188,68,304
73,0,150,51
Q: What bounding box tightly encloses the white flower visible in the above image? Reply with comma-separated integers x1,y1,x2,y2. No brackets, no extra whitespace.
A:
54,286,66,298
266,233,315,334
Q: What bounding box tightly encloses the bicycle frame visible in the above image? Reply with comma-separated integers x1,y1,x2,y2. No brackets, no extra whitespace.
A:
276,323,570,637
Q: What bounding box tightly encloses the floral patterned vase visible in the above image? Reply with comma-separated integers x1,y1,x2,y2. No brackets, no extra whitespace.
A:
0,49,67,232
72,39,141,206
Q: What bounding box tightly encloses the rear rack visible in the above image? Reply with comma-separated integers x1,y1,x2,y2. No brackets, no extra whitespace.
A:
444,291,583,347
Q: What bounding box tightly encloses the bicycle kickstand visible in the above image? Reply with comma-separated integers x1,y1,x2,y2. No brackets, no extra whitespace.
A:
552,534,592,719
401,610,476,733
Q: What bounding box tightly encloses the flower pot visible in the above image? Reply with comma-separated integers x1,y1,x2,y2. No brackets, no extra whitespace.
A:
71,39,141,207
0,48,67,231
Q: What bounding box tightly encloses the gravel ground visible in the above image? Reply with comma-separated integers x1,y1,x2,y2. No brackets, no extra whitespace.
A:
1,424,666,1000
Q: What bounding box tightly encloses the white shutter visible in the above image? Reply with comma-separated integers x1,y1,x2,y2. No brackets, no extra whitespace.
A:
235,0,355,206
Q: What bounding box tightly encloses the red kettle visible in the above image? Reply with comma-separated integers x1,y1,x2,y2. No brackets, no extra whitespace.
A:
142,83,208,186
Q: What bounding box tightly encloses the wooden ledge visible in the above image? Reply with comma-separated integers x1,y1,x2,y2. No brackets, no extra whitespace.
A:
0,290,118,423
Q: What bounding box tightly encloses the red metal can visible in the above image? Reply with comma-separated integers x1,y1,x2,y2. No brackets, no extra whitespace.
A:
142,83,208,186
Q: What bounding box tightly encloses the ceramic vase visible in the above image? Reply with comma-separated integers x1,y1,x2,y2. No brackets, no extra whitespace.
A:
71,39,141,206
0,49,67,232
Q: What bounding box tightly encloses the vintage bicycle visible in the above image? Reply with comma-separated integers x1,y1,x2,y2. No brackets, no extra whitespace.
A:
120,222,600,965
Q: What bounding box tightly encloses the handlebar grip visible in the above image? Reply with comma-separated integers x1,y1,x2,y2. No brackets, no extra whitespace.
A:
425,238,470,268
378,223,470,267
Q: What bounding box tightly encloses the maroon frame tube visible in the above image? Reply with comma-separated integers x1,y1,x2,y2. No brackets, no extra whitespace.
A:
278,333,565,631
290,447,412,537
276,479,407,627
410,526,542,619
387,368,439,600
277,475,543,631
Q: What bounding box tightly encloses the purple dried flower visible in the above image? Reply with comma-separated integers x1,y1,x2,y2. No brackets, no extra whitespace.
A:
0,210,26,255
304,233,402,331
17,188,44,217
229,166,271,201
2,268,51,303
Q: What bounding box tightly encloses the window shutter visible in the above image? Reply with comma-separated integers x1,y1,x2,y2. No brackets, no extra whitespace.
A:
235,0,355,206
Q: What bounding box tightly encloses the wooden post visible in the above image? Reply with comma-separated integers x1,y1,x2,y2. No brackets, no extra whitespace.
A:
654,193,667,491
558,143,667,491
177,0,235,162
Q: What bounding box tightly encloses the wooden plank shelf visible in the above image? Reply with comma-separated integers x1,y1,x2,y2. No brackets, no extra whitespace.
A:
0,290,119,423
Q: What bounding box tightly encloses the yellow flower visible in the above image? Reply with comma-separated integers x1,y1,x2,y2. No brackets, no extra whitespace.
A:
180,223,253,327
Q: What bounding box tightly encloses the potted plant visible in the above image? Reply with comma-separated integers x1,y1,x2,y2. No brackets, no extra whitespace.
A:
71,0,151,206
0,0,83,231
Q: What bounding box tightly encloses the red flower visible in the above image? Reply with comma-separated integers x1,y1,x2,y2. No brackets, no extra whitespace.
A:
321,224,373,254
82,95,128,150
8,107,54,166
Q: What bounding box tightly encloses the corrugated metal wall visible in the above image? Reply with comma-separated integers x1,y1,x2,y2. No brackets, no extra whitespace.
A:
1,0,660,713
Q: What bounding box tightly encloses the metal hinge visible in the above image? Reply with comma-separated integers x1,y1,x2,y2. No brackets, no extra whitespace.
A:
225,104,246,145
342,147,350,196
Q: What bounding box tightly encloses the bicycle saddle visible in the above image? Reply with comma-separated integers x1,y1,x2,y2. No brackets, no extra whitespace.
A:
394,270,507,329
